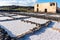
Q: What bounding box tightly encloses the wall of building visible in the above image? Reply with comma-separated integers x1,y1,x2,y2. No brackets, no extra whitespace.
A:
34,2,57,13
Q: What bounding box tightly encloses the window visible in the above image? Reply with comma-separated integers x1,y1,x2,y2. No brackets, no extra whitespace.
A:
45,9,47,12
37,8,39,12
52,3,55,6
36,4,39,12
50,3,55,6
37,4,39,7
50,4,52,6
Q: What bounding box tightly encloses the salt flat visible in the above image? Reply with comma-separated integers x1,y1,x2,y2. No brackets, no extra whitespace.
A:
12,15,28,18
2,13,17,16
52,21,60,28
0,13,60,40
0,14,3,16
24,17,49,24
29,28,60,40
0,20,36,37
20,12,60,17
49,15,60,17
0,15,49,37
11,15,49,24
0,17,13,20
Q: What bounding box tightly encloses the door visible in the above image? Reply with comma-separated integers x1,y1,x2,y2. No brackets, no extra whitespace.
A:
37,8,39,12
45,9,47,12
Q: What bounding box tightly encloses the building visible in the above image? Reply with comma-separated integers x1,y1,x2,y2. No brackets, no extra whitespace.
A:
34,2,57,13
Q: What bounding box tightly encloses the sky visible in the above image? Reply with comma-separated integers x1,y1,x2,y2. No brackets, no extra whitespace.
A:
0,0,60,7
37,0,60,7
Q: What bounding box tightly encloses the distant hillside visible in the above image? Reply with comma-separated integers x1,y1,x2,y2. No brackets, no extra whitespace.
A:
0,5,34,12
0,5,60,13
